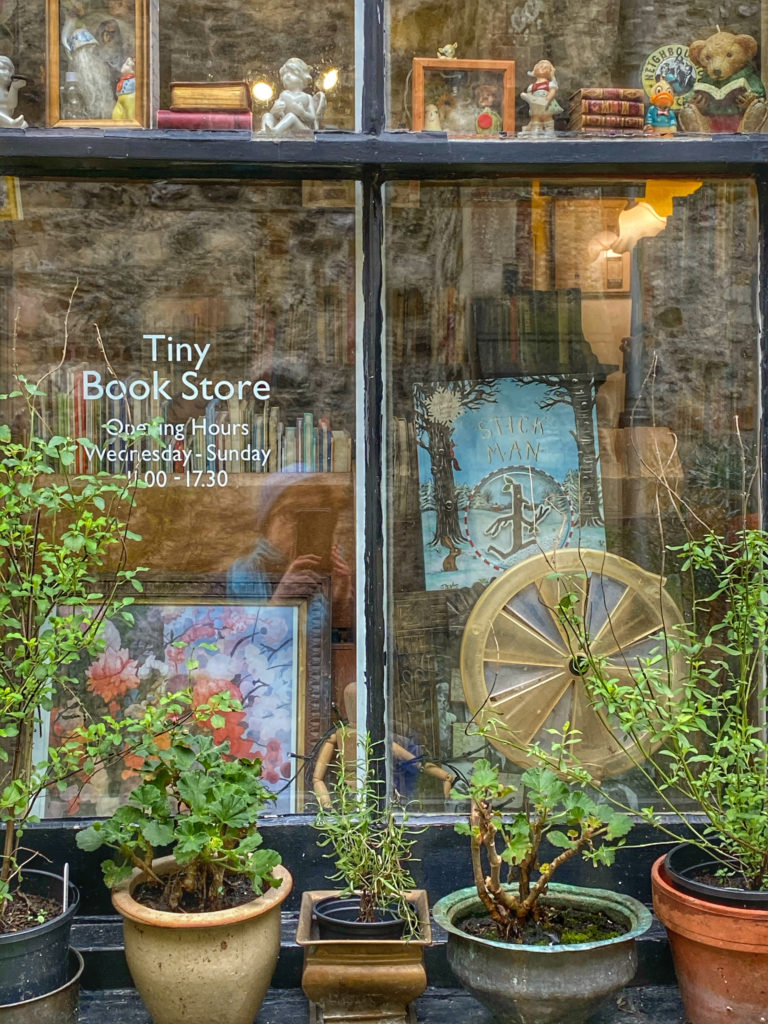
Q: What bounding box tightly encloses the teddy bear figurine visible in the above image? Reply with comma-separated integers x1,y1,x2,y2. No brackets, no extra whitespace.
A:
678,29,768,133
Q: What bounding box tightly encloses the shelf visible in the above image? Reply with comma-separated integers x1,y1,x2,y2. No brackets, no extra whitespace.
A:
0,129,767,178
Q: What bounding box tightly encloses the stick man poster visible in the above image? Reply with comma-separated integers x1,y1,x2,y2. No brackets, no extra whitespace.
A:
413,376,606,590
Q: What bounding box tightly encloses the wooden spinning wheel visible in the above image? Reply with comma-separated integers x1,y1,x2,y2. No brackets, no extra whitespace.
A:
460,549,685,779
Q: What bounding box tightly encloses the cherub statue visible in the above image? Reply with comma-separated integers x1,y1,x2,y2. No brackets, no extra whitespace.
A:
520,58,563,137
259,57,326,138
0,56,26,129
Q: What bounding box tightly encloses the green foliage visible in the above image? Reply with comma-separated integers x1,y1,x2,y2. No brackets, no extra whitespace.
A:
0,376,145,922
313,728,422,935
456,755,630,942
76,690,282,911
556,528,768,890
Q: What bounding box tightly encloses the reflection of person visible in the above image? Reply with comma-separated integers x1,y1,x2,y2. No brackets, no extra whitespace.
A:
259,57,326,137
312,682,453,807
0,56,26,128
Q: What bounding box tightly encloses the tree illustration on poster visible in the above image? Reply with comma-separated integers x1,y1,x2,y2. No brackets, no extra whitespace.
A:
413,379,499,567
517,372,603,527
413,376,606,591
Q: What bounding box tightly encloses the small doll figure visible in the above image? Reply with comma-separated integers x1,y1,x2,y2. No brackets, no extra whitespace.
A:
424,103,442,130
644,80,677,136
437,42,458,59
259,57,326,137
520,58,563,136
111,56,136,120
474,83,502,135
0,56,26,129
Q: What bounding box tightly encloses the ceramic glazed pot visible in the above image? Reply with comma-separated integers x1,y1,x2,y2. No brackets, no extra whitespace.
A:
432,883,652,1024
111,855,292,1024
0,871,80,1005
297,889,431,1024
652,853,768,1024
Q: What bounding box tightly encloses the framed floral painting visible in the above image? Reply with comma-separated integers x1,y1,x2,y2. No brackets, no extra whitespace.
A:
42,576,331,816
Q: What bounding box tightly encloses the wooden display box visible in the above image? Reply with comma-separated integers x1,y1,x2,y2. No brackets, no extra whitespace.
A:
412,58,515,135
46,0,154,128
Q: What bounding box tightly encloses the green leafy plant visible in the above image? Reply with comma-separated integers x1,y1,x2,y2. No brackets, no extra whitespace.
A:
313,728,421,933
555,526,768,890
0,374,144,926
456,755,631,942
75,689,282,912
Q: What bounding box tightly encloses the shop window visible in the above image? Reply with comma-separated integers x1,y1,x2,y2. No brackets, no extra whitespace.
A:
386,1,768,137
3,1,354,130
1,177,357,816
385,178,759,808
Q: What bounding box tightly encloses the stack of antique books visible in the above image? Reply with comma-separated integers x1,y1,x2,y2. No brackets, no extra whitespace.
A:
568,87,646,134
157,81,252,130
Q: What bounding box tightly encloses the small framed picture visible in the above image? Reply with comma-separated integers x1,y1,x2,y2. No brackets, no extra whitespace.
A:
46,0,150,127
411,58,515,136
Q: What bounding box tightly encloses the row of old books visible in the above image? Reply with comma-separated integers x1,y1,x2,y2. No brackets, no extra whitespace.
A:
38,365,352,476
568,87,645,134
157,81,252,131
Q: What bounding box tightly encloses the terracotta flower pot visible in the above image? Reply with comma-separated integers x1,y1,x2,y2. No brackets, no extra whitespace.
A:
111,855,292,1024
652,853,768,1024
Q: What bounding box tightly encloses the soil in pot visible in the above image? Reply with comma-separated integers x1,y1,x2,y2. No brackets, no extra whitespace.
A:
665,842,768,908
133,871,267,914
1,892,63,935
459,903,625,945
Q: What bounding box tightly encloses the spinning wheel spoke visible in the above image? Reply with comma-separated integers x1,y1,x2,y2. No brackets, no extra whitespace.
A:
489,608,566,667
590,589,668,659
487,668,572,746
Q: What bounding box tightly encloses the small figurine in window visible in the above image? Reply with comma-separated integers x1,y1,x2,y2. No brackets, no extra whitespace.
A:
424,103,442,130
0,56,26,129
259,57,326,137
437,42,458,59
520,58,563,136
644,80,677,136
474,82,502,135
62,1,116,119
111,56,136,121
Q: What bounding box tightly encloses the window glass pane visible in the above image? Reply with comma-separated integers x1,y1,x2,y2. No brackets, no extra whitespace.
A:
0,177,357,816
386,2,767,136
385,178,758,809
6,1,353,130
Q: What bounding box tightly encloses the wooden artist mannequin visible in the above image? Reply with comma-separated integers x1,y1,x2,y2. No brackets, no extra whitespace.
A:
312,682,453,807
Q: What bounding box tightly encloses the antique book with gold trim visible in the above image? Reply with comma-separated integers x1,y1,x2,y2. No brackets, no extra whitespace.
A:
170,81,251,112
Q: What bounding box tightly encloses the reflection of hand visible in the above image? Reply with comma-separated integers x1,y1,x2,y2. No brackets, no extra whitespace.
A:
330,544,352,607
273,555,322,601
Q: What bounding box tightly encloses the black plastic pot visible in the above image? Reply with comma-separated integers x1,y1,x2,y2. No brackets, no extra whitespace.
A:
0,948,82,1024
664,842,768,909
313,896,405,939
0,871,80,1005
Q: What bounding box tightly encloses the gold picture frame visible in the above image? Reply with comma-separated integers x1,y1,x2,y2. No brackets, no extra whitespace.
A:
46,0,150,128
412,58,516,135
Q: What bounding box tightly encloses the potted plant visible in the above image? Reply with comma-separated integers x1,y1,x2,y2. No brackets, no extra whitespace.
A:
432,755,651,1024
296,726,431,1024
76,688,292,1024
0,374,144,1006
554,523,768,1024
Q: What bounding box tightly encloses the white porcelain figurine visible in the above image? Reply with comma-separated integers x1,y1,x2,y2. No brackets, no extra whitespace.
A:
259,57,326,138
0,56,26,129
